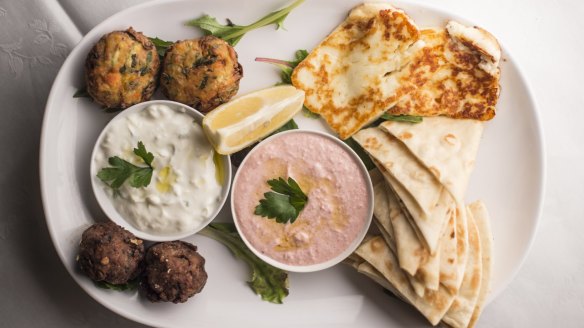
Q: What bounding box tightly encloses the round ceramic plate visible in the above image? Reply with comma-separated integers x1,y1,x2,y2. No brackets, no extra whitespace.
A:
40,0,545,327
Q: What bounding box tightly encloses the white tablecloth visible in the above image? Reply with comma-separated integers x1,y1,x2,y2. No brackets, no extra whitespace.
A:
1,0,581,326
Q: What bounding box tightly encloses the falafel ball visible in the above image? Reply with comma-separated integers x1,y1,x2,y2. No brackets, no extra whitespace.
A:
141,241,208,303
85,27,160,109
160,36,243,112
77,221,145,285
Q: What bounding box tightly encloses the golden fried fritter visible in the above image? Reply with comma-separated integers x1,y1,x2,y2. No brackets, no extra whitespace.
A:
85,27,160,109
160,36,243,113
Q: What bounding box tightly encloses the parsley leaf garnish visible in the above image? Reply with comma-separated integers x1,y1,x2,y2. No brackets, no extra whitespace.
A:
97,141,155,190
380,113,423,124
254,177,308,224
186,0,305,46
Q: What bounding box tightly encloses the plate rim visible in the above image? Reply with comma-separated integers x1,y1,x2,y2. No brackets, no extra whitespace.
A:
39,0,546,325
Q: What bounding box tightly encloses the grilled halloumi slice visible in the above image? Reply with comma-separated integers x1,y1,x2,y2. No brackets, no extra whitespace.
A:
291,3,424,139
387,22,501,120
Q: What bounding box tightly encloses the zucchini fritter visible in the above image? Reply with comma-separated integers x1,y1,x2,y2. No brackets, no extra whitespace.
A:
85,27,160,109
160,36,243,113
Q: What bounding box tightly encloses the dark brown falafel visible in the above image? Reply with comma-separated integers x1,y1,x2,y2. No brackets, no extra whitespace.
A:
141,241,207,303
85,27,160,109
77,221,145,285
160,36,243,112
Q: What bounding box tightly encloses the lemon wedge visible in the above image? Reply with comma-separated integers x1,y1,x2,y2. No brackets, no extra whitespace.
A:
202,85,305,155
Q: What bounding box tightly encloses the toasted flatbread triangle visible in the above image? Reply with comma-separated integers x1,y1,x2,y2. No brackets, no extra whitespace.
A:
380,117,484,203
442,207,483,328
291,3,424,139
468,201,493,328
354,127,443,216
438,208,460,294
355,236,456,325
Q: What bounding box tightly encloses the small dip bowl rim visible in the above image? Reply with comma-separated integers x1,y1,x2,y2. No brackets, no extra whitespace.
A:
90,99,232,242
231,129,374,273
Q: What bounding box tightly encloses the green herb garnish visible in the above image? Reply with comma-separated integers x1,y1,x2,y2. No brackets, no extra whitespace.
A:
255,49,319,119
343,138,376,171
73,86,91,99
254,177,308,224
255,49,308,84
380,113,423,124
94,278,139,292
186,0,305,46
149,37,174,58
200,223,289,304
97,141,155,190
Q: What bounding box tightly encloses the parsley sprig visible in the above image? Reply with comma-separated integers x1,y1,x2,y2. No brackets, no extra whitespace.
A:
97,141,155,190
186,0,305,46
254,177,308,224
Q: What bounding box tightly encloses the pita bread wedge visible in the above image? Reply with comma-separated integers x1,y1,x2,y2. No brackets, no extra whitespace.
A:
356,236,456,325
386,23,501,120
442,207,483,328
353,127,442,216
437,209,460,294
386,184,425,275
468,201,493,327
380,117,484,204
291,3,424,139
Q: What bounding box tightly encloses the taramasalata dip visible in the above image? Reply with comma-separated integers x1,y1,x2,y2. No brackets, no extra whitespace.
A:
233,130,372,268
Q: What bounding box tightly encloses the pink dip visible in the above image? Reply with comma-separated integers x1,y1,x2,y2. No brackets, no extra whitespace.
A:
233,131,370,266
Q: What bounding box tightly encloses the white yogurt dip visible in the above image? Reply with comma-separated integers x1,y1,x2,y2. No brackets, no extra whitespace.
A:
93,103,224,235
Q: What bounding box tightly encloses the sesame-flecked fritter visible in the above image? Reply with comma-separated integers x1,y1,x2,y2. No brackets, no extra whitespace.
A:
85,27,160,109
77,221,145,285
160,36,243,113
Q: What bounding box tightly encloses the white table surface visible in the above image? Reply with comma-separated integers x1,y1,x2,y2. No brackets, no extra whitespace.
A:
1,0,581,327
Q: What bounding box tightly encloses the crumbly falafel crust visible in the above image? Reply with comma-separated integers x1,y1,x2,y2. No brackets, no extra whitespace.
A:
85,27,160,109
160,36,243,112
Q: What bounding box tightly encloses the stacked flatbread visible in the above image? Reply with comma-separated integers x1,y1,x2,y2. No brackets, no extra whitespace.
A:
347,118,494,327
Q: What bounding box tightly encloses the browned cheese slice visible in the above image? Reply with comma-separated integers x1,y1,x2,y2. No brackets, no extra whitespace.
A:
386,21,501,120
291,3,424,139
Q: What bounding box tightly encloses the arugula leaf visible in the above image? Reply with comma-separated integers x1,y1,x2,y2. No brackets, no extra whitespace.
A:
256,49,308,85
186,0,305,46
149,37,174,58
302,106,320,118
94,278,139,292
97,141,155,190
254,177,308,224
73,86,91,99
380,113,423,124
199,223,289,304
343,138,376,171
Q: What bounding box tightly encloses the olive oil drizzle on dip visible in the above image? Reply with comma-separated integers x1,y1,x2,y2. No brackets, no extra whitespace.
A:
234,131,370,266
93,104,224,235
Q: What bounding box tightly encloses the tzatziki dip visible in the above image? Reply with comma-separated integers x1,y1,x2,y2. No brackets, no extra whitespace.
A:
233,131,372,268
93,103,225,235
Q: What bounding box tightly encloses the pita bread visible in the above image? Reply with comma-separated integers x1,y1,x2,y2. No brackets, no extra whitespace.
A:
291,3,424,139
437,209,460,294
386,24,501,121
442,207,482,327
353,127,443,217
355,236,456,325
468,201,493,327
380,117,484,203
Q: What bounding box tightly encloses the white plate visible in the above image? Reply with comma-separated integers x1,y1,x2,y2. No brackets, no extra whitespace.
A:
40,0,545,327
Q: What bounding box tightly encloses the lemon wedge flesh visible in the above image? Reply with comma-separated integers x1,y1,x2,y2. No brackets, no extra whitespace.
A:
203,85,305,155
